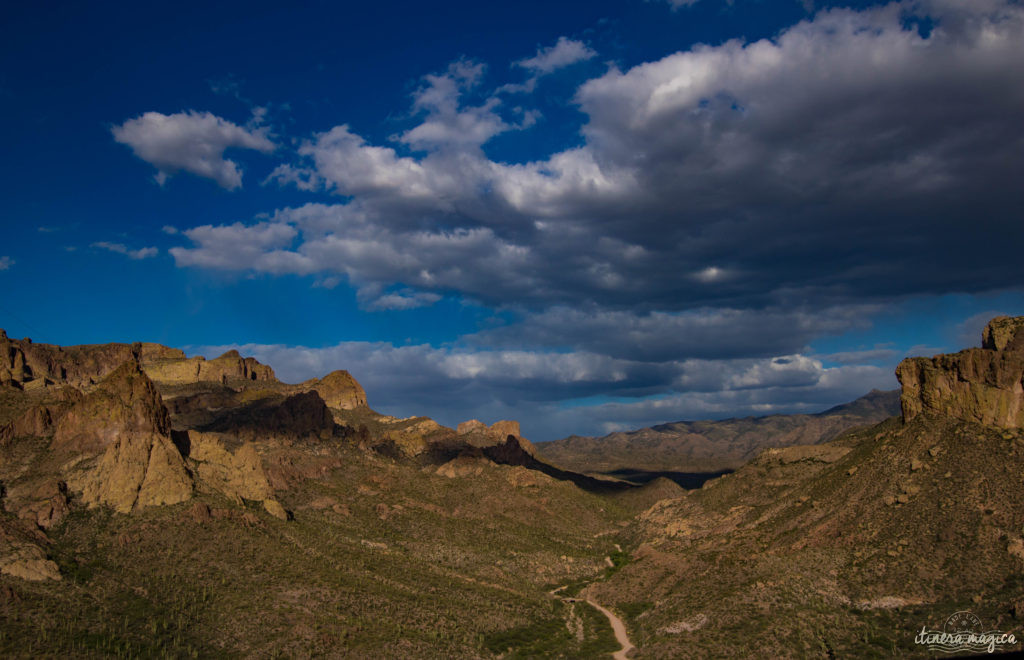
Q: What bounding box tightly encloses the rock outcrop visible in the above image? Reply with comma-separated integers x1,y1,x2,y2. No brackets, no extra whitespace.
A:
379,417,449,457
188,432,274,502
52,361,193,513
0,329,185,390
0,405,54,446
896,316,1024,428
456,419,537,455
0,517,60,581
292,370,367,410
143,350,275,385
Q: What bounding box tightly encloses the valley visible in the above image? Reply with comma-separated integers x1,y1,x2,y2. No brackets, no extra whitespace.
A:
2,318,1024,657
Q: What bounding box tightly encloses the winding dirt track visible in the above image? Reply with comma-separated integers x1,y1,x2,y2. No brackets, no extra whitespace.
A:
551,557,636,659
582,596,635,659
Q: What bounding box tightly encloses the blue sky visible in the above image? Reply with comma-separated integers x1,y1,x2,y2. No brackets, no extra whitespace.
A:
3,0,1023,440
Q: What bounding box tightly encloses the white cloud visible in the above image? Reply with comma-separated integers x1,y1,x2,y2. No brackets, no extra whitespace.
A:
92,242,158,260
244,1,1024,316
169,222,309,273
0,256,13,270
516,37,597,75
399,60,517,151
363,289,442,311
169,1,1023,442
112,110,275,189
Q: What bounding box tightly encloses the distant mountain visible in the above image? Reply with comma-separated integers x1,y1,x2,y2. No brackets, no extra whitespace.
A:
536,389,900,474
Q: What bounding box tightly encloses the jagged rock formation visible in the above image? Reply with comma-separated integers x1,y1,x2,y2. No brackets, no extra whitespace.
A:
0,329,183,390
456,419,538,456
0,329,278,393
52,361,192,513
897,316,1024,428
0,405,56,446
378,417,448,456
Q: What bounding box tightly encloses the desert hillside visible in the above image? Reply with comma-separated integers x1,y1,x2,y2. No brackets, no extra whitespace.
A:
584,316,1024,657
2,318,1023,657
0,331,663,657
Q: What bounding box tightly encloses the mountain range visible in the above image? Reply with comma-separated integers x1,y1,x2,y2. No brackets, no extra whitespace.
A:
2,317,1023,656
537,389,900,476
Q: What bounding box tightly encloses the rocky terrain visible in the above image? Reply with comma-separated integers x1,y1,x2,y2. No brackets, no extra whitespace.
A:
1,318,1022,657
0,330,666,657
537,389,899,475
583,316,1024,657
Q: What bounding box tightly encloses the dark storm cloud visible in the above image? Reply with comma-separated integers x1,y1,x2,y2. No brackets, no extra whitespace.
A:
466,305,879,361
171,1,1024,313
160,3,1023,437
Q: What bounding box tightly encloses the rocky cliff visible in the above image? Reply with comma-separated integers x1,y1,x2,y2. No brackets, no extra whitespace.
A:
144,349,275,385
0,330,275,391
52,361,193,513
896,315,1024,428
0,330,184,390
456,419,538,456
291,370,367,410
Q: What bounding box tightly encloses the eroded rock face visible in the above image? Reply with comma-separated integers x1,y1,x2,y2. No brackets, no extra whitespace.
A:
456,419,536,455
0,405,54,446
54,361,171,455
382,418,449,457
15,481,71,530
896,316,1024,428
143,351,275,385
0,330,185,390
293,370,367,410
52,361,193,513
0,516,61,581
188,432,273,502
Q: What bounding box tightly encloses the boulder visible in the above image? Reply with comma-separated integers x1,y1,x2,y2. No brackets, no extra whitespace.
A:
262,498,290,521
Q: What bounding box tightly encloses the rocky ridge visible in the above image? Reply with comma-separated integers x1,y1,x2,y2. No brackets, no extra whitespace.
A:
897,315,1024,428
0,329,606,582
538,389,900,474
